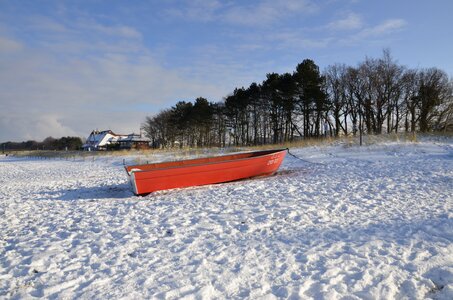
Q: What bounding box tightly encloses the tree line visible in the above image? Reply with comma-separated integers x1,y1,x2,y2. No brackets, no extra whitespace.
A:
143,50,453,148
1,136,83,151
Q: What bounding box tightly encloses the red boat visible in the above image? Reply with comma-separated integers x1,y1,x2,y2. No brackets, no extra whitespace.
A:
125,148,287,195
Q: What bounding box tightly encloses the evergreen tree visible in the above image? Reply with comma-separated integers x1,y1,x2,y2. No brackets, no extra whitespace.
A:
293,59,327,137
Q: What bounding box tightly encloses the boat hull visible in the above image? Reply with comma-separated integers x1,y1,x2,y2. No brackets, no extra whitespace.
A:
125,149,286,195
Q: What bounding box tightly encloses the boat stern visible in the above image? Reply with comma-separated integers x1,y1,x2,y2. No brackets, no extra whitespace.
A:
125,167,140,195
129,172,139,195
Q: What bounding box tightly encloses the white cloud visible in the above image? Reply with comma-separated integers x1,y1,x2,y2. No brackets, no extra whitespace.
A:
167,0,318,26
267,31,332,49
27,16,71,33
0,22,223,142
357,19,407,38
76,20,143,39
228,0,317,26
26,14,142,39
326,12,363,31
165,0,223,22
30,115,80,140
334,18,408,46
0,35,22,52
0,48,224,141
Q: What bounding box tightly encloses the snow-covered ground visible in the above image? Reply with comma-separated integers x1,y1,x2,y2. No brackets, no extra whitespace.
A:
1,140,452,299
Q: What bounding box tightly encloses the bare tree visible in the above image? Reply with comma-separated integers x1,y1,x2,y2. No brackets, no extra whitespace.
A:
325,64,348,136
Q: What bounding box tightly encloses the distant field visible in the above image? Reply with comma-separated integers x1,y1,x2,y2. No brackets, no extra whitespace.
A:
7,132,451,160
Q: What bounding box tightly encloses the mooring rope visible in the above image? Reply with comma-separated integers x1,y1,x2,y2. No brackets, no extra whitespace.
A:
286,148,325,166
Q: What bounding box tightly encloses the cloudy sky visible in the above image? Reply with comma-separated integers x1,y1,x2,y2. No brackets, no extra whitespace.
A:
1,0,452,142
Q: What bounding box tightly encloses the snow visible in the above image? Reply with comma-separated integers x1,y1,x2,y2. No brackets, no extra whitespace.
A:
1,140,452,299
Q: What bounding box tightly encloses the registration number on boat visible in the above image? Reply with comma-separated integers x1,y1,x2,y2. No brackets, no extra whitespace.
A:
267,155,280,166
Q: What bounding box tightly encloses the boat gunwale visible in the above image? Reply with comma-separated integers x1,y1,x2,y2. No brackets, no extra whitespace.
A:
126,148,287,175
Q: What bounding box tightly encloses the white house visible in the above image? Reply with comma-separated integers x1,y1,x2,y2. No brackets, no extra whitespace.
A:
82,130,150,150
82,130,127,151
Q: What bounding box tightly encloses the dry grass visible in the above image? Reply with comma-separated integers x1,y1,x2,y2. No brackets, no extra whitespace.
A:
6,132,451,162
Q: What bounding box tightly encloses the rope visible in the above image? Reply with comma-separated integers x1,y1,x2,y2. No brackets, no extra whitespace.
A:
286,148,325,166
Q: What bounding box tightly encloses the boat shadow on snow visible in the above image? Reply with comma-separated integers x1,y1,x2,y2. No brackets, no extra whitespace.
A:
36,183,134,201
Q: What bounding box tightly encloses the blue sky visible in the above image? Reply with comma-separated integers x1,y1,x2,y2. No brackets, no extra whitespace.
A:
1,0,452,142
